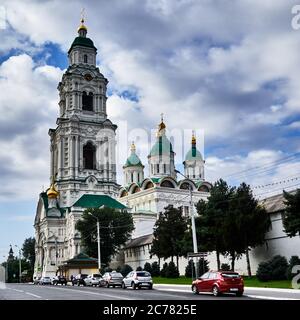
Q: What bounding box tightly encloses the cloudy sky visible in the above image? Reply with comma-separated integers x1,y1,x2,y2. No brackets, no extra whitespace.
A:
0,0,300,261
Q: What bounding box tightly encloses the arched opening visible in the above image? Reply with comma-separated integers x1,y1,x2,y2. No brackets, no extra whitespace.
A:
82,91,93,111
144,181,154,189
198,185,209,192
160,180,175,188
83,142,96,170
120,190,128,198
84,54,88,63
132,185,140,194
180,182,192,190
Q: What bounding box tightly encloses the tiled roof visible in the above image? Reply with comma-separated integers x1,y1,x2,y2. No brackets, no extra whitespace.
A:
125,234,154,249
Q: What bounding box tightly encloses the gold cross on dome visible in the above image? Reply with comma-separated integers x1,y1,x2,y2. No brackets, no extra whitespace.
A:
81,8,85,22
160,113,164,122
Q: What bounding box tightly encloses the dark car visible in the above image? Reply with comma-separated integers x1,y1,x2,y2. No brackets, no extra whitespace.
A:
102,271,123,288
192,271,244,297
52,275,68,286
72,274,88,286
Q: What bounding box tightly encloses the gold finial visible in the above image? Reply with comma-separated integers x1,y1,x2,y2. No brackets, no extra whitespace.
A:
191,130,196,144
130,141,136,152
158,113,166,133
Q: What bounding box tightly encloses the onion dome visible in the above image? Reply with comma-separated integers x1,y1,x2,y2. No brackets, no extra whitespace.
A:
185,132,203,161
123,142,144,168
47,183,59,199
78,18,87,33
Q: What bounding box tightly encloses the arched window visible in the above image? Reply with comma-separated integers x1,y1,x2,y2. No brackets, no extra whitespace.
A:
82,91,93,111
144,181,154,189
84,54,88,63
131,172,134,183
160,180,175,188
83,142,96,170
198,185,209,192
180,182,191,190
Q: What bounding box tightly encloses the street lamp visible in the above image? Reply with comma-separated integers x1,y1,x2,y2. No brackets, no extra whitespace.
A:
88,209,103,273
175,170,199,278
14,245,22,283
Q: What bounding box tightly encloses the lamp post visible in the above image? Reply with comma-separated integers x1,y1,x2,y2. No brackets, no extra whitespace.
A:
14,245,22,283
88,211,101,272
175,170,199,278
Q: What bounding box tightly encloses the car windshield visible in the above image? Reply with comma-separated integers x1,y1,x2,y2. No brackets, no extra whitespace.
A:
136,272,151,277
93,274,102,278
221,273,240,278
44,277,50,279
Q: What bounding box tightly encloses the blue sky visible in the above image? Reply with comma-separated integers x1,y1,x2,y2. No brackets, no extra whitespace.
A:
1,0,300,262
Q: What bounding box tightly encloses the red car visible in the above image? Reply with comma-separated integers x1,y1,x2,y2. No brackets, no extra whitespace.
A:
192,271,244,297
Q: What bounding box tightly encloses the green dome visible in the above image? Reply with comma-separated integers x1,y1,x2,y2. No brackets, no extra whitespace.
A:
185,147,203,161
68,36,97,53
124,153,143,168
149,135,173,156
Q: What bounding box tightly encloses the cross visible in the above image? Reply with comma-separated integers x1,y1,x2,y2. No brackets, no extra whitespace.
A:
160,113,164,122
81,8,85,23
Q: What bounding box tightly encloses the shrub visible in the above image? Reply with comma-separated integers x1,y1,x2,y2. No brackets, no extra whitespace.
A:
287,256,300,280
136,266,143,271
160,262,168,277
165,261,179,278
151,261,160,277
104,267,112,273
221,263,231,271
256,261,272,281
198,258,209,276
120,264,133,277
116,266,121,273
270,255,288,280
185,259,195,278
144,262,152,274
256,255,288,281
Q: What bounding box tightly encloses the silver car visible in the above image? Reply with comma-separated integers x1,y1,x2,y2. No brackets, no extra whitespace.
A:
84,274,106,287
39,276,52,285
102,271,123,288
122,271,153,290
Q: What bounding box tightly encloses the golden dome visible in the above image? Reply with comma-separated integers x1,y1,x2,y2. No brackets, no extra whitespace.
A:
130,141,136,152
47,183,59,199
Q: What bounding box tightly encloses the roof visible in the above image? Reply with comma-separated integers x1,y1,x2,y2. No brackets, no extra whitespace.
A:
65,253,97,263
68,36,97,53
73,194,127,210
125,234,154,249
259,190,297,213
40,192,65,217
124,152,143,168
149,135,173,157
185,146,203,161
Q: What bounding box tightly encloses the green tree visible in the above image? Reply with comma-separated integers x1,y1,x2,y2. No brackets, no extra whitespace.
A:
150,205,187,269
151,261,160,276
283,189,300,237
228,183,270,275
76,207,134,268
143,262,152,274
22,237,35,279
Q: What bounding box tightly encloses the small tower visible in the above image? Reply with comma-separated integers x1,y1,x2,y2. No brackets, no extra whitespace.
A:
183,132,204,181
148,115,176,179
123,142,144,185
8,245,14,261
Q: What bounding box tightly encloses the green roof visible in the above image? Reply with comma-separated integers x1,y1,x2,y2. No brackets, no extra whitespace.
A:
124,152,143,168
73,194,127,210
68,36,97,53
185,146,203,161
149,135,173,156
67,253,97,262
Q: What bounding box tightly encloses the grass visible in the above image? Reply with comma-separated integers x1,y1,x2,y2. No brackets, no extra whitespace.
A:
153,276,293,289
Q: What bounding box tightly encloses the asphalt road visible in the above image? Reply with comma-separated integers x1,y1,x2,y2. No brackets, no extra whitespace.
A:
0,283,299,300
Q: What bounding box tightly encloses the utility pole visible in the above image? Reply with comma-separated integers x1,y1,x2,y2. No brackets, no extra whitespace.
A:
15,245,22,283
175,170,199,279
88,212,101,272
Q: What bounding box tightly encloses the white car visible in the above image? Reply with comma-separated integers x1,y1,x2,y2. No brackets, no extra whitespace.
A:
39,276,52,285
122,271,153,290
84,274,106,287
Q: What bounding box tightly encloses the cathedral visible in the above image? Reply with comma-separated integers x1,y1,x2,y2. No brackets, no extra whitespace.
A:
33,19,211,278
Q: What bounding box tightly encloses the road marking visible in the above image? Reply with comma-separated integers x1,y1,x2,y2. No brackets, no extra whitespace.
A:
247,295,300,300
13,289,24,293
25,292,42,299
43,286,133,300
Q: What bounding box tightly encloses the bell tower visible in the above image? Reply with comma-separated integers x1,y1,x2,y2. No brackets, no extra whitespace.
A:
49,18,119,207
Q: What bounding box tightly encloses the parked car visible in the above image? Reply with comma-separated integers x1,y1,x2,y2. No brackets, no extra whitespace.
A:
192,271,244,297
33,277,41,285
84,274,106,287
52,275,68,286
102,271,123,288
122,271,153,290
39,276,52,285
72,274,88,286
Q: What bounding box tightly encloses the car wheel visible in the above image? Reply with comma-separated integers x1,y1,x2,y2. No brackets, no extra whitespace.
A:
131,282,136,290
122,282,126,290
192,285,199,295
149,284,153,290
212,286,220,297
236,292,243,297
106,283,110,288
